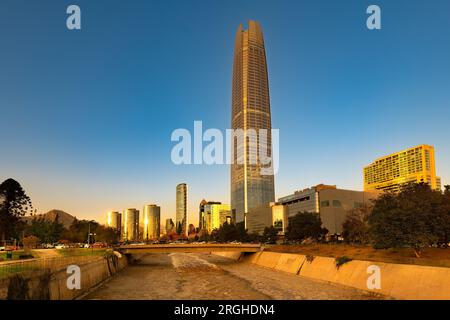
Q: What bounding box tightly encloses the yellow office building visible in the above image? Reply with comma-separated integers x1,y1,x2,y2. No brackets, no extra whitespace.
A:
364,144,441,192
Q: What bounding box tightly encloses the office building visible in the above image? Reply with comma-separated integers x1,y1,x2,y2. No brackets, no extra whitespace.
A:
143,204,160,240
230,20,275,226
364,144,441,192
176,183,188,235
165,218,175,234
203,202,232,234
278,184,378,235
122,208,139,242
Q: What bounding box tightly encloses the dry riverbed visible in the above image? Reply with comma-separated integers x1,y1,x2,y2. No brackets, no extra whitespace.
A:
83,253,383,300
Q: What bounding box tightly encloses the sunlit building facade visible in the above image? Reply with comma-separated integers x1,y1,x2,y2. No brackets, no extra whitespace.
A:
278,184,378,235
176,183,188,235
143,204,160,240
203,203,232,234
364,145,441,192
106,211,121,231
165,218,175,235
230,20,275,226
122,208,139,242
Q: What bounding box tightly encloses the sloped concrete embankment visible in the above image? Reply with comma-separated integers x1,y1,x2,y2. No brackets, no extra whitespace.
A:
0,254,128,300
214,251,450,300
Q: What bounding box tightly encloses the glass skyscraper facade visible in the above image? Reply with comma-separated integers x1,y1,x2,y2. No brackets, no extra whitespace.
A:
143,204,160,240
122,208,139,242
176,183,187,235
230,20,275,225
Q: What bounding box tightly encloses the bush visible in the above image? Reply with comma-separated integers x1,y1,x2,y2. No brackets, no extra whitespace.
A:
335,256,352,269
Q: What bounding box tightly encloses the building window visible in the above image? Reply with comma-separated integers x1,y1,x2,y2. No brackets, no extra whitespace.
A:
321,200,330,207
332,200,342,208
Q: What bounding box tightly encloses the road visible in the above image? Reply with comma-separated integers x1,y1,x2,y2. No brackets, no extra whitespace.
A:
83,253,384,300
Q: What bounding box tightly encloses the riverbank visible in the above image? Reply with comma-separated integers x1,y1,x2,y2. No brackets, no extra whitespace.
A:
266,244,450,268
215,250,450,300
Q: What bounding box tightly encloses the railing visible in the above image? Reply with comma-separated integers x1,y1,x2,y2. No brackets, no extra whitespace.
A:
0,255,104,280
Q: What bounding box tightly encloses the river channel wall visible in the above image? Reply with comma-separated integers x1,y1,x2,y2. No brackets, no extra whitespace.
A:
0,253,128,300
214,251,450,300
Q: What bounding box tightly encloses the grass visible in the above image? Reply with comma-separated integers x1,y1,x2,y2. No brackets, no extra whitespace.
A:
266,243,450,268
0,250,39,261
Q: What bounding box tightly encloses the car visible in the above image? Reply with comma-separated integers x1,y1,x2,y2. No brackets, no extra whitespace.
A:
92,242,107,248
55,244,66,249
0,246,5,251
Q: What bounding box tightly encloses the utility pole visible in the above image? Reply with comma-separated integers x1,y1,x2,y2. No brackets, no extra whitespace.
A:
87,222,91,246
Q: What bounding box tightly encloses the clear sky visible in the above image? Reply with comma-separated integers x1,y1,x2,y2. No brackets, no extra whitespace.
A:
1,0,449,225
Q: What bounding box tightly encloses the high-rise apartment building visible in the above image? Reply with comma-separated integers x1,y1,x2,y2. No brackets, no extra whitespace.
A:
122,208,139,242
364,145,441,192
106,211,122,242
106,211,121,231
143,204,160,240
230,20,275,226
176,183,188,235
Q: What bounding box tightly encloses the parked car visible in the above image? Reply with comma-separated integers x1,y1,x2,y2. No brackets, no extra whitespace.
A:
0,246,5,251
92,242,107,248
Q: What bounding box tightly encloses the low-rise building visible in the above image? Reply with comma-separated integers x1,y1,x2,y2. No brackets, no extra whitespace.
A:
277,184,378,235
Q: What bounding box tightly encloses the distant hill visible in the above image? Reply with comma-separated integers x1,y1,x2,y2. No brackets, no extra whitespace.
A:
23,209,76,229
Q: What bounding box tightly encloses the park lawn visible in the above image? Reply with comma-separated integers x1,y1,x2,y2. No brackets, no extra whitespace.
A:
0,250,40,261
266,243,450,268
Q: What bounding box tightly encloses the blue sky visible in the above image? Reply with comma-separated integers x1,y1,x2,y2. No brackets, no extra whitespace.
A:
1,0,449,224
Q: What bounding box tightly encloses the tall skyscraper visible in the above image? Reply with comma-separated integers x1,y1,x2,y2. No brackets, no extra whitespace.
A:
106,211,121,231
176,183,187,236
143,204,161,240
106,211,122,242
230,20,275,225
122,208,139,242
364,144,441,192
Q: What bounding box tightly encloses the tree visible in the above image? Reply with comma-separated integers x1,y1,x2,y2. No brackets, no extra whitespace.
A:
436,185,450,245
286,211,328,242
261,226,278,244
0,178,33,241
218,222,239,242
23,235,39,251
368,183,443,257
176,222,182,235
342,204,372,244
27,215,64,244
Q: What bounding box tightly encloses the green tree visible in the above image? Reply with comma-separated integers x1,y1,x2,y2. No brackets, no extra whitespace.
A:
435,185,450,245
218,222,239,242
342,204,372,244
176,222,182,235
0,178,33,241
261,226,278,244
286,211,327,242
28,215,64,244
368,183,443,257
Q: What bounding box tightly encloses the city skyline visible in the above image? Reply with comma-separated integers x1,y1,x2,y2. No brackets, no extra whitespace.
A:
1,0,450,225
